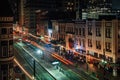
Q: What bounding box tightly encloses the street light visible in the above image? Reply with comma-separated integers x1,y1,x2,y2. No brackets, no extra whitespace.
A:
36,50,42,55
36,49,44,59
33,59,36,80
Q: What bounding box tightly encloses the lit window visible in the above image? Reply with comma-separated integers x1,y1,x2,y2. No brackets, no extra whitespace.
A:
96,40,101,49
105,42,111,52
105,27,111,38
88,39,92,47
96,27,101,37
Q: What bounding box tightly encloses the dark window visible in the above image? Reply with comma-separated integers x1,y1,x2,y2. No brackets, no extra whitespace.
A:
82,28,85,36
2,46,8,57
96,40,101,49
94,52,98,58
3,77,7,80
79,28,81,35
75,28,78,35
82,39,85,47
1,64,8,70
1,41,8,46
9,28,13,34
9,40,13,45
1,28,7,34
88,27,92,35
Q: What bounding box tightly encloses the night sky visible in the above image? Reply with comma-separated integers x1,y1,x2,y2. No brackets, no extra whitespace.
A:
0,0,120,16
0,0,13,16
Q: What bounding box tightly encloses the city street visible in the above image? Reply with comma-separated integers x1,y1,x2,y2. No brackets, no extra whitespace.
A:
14,42,90,80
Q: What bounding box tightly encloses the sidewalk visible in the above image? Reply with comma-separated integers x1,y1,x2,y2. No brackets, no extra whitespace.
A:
57,53,120,80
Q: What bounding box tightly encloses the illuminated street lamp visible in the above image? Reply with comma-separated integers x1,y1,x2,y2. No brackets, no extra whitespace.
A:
36,50,42,55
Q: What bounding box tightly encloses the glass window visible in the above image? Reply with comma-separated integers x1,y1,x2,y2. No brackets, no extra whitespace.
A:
9,40,13,45
105,42,111,52
79,28,81,35
2,46,8,57
96,40,101,49
82,39,85,47
82,28,85,36
96,27,101,37
1,41,8,46
1,28,7,34
88,39,92,47
88,26,92,35
105,27,111,38
9,28,13,34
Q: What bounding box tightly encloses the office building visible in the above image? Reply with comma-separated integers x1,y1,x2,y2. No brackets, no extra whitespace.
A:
0,0,14,80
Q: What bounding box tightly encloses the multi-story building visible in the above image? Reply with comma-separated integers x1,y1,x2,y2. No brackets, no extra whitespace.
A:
0,0,14,80
23,0,60,34
75,0,88,19
23,0,76,35
74,20,86,54
51,16,120,76
81,0,120,19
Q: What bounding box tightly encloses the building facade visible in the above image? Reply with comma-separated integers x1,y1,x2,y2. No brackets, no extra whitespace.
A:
0,1,14,80
50,18,120,76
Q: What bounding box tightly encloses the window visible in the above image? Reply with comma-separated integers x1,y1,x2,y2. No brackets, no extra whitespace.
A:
79,38,81,46
2,46,8,57
96,27,101,37
9,28,13,34
94,52,98,58
1,41,8,57
1,28,7,34
75,28,78,35
82,39,85,47
88,39,92,47
79,28,81,35
88,27,92,35
105,42,111,52
9,40,13,56
82,28,85,36
96,40,101,49
9,40,13,45
105,27,111,38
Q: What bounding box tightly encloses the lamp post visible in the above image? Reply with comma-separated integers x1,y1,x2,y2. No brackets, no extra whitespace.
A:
33,59,36,80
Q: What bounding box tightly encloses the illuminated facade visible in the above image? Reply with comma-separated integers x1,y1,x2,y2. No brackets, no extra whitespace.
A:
86,19,120,63
81,0,120,19
51,18,120,75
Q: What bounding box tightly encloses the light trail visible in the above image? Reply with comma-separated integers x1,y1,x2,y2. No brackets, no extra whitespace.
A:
14,58,34,80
